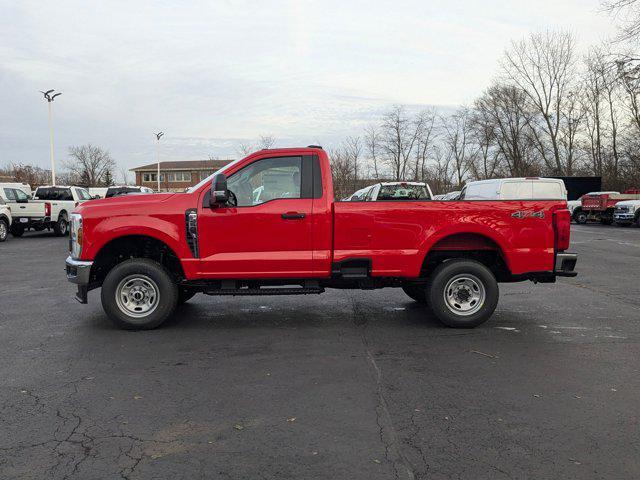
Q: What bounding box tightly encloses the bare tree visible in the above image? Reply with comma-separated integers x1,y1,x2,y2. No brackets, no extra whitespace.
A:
441,108,477,185
501,30,578,174
64,144,116,187
603,0,640,42
364,125,382,180
258,135,277,149
411,109,438,181
379,105,424,180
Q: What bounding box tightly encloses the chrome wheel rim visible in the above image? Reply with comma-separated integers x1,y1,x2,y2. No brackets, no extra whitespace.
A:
443,274,485,316
115,274,159,318
0,222,6,240
59,220,67,235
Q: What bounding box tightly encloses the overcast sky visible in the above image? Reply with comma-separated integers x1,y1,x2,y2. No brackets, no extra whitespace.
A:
0,0,617,177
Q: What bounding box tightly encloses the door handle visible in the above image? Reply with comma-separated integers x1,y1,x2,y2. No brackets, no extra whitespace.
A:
281,212,306,220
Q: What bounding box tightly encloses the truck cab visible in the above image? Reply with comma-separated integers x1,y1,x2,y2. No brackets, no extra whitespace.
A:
66,147,576,331
32,186,92,236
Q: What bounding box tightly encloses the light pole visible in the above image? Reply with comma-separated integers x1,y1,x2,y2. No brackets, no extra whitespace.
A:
40,89,62,185
154,131,164,192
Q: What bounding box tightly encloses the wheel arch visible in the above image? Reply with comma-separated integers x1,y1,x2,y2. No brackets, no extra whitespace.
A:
418,231,512,281
90,234,186,287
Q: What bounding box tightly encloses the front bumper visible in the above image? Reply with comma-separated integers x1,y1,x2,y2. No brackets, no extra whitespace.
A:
66,256,93,304
613,213,635,223
554,253,577,277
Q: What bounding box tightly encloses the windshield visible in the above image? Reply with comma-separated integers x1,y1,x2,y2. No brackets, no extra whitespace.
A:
186,158,244,193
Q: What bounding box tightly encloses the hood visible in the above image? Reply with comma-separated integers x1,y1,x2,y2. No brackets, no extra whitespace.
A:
75,193,177,214
615,200,640,207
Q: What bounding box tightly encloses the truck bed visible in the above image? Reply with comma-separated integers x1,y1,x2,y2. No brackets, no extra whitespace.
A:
333,200,563,277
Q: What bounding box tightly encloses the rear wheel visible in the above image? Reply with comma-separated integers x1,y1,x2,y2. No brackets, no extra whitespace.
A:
427,259,499,328
0,219,8,242
101,258,178,330
53,215,68,236
402,285,427,304
574,210,587,224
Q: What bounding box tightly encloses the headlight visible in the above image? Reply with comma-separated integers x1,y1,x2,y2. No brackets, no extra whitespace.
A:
69,213,83,259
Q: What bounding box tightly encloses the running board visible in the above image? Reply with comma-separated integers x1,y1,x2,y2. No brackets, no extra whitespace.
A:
204,287,324,296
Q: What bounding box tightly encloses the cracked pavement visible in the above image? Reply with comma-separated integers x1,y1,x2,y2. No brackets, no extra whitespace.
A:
0,224,639,479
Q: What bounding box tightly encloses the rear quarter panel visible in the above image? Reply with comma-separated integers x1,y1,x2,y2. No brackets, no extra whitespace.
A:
333,200,563,277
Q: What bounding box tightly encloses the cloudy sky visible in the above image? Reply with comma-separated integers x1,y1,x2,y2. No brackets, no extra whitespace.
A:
0,0,617,178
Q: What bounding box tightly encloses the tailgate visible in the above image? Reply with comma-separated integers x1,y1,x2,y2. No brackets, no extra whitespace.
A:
11,201,47,218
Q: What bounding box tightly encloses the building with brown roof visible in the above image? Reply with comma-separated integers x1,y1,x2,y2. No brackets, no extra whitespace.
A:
130,159,233,192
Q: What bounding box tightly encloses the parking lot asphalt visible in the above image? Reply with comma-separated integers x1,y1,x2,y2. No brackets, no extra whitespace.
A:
0,225,639,480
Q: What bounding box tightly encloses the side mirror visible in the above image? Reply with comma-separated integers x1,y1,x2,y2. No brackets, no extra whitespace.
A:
210,173,229,207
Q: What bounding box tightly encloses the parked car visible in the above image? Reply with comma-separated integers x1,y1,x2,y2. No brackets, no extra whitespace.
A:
575,190,640,225
440,190,461,201
0,197,11,242
0,185,51,237
613,200,640,227
89,186,154,199
66,147,576,330
460,178,567,200
347,182,433,201
31,186,92,236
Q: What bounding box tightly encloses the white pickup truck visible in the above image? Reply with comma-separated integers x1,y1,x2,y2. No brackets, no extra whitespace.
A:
613,200,640,227
30,186,92,236
0,185,52,237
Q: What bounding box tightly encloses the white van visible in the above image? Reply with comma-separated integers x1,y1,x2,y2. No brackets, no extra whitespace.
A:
460,178,567,201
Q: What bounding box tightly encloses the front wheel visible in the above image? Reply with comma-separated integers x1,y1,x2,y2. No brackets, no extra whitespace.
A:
101,258,178,330
427,259,499,328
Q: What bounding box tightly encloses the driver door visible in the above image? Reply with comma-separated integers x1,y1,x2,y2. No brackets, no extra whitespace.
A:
197,155,315,278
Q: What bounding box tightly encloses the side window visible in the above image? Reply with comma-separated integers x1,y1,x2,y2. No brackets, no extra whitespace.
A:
14,189,29,201
4,188,16,201
75,188,91,200
227,156,302,207
458,187,467,200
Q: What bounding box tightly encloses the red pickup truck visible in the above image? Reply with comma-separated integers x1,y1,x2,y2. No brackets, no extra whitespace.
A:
66,147,576,330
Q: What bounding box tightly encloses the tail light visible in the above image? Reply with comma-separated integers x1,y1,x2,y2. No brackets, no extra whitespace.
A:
45,202,51,217
553,209,571,251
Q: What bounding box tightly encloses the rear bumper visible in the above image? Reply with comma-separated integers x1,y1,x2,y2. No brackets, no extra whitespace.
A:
554,253,577,277
13,216,50,227
65,256,93,304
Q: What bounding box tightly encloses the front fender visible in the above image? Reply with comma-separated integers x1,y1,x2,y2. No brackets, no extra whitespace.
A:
83,215,184,261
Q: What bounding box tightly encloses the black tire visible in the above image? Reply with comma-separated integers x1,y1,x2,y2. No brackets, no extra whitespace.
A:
600,218,613,226
636,214,640,228
101,258,178,330
177,287,197,305
426,259,499,328
402,285,427,304
53,215,68,236
0,219,8,242
10,224,24,237
574,210,587,224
